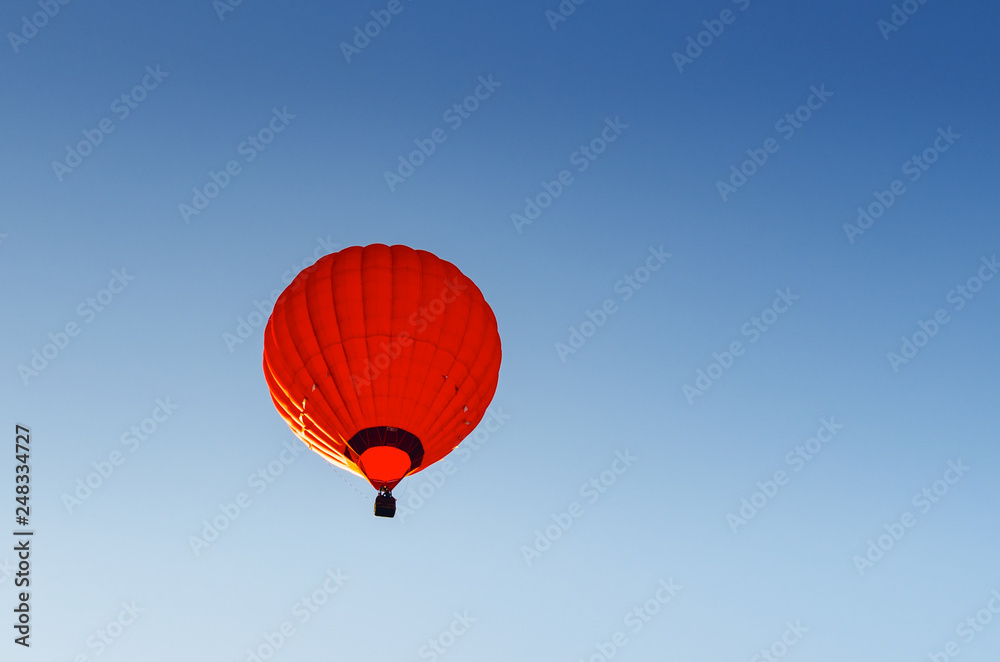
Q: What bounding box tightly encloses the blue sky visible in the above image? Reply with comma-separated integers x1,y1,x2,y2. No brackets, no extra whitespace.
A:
2,0,999,660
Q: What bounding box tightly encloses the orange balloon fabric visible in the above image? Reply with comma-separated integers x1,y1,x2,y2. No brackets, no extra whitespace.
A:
262,244,502,491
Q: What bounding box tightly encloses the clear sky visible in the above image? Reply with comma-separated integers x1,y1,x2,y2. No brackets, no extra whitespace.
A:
2,0,999,660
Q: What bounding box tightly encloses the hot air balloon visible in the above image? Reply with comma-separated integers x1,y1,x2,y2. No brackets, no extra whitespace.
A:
262,244,502,517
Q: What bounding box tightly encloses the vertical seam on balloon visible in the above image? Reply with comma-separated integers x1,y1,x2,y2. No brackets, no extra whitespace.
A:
295,255,359,453
420,269,481,441
411,259,463,444
296,266,341,438
274,288,312,429
316,250,364,438
358,245,378,425
389,246,412,437
424,299,500,462
262,319,299,421
380,245,394,424
414,253,454,435
395,248,426,428
333,245,376,435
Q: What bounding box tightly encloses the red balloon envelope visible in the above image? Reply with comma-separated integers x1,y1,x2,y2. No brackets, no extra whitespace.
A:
262,244,501,516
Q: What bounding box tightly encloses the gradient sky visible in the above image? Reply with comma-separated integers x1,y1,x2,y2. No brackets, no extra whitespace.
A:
2,0,1000,660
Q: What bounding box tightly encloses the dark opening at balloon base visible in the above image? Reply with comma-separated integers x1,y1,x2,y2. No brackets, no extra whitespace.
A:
374,489,396,518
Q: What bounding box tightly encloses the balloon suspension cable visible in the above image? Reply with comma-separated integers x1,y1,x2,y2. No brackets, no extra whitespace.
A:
329,464,370,502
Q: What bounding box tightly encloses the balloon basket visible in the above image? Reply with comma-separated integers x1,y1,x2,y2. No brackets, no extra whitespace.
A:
374,488,396,518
